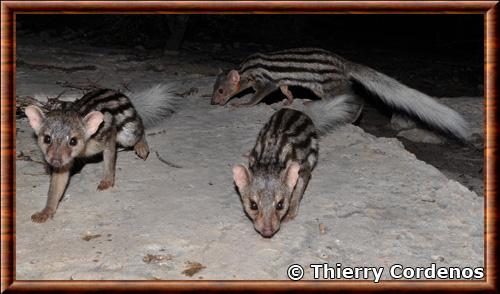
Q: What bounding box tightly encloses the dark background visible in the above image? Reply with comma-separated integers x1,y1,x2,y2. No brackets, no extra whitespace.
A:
17,14,483,97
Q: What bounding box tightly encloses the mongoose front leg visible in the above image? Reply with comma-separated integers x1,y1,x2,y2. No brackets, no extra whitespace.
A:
134,133,150,160
97,132,117,191
280,85,294,105
32,166,71,223
283,170,311,222
231,83,277,107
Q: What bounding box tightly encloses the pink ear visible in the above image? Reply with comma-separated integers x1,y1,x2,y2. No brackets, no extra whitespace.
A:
233,164,251,190
25,105,45,133
82,111,104,138
285,162,300,189
228,70,240,84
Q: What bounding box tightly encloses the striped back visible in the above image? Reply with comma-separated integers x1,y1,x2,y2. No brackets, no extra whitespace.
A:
249,108,319,177
238,48,348,90
71,89,143,141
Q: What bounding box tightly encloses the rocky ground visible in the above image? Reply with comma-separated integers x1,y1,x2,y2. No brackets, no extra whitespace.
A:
15,34,484,280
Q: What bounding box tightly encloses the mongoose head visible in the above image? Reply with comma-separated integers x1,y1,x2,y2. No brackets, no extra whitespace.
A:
232,162,300,238
25,105,104,169
211,69,241,105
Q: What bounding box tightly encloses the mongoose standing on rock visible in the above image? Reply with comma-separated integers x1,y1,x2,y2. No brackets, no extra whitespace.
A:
233,94,361,238
25,84,180,223
212,47,470,141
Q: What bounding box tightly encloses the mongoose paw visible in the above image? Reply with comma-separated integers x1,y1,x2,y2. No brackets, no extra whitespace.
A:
230,100,255,108
97,179,114,191
31,210,53,223
230,101,243,108
134,142,149,160
282,212,297,223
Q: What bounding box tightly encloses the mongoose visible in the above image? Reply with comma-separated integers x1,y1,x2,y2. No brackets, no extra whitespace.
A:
25,84,180,223
212,47,470,140
233,94,360,237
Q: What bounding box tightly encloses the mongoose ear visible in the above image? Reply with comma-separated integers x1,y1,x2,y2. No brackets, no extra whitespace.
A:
82,111,104,138
25,105,45,133
228,70,240,84
233,164,251,191
284,162,300,190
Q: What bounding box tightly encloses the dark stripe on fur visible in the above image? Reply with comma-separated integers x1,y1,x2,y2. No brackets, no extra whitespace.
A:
116,116,138,132
258,72,344,85
251,109,317,176
99,103,134,115
78,93,128,114
241,63,339,76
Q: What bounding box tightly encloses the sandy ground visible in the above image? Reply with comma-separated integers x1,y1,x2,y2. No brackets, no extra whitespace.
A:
15,38,483,280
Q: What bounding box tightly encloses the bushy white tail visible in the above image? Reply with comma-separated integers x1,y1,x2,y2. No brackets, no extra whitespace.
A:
291,94,363,135
348,62,470,140
128,83,183,129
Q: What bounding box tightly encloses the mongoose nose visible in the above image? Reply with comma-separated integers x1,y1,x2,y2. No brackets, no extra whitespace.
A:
260,228,276,238
50,159,62,168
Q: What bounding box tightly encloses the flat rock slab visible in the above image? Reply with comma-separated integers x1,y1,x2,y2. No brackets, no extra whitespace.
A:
15,41,483,280
16,95,483,280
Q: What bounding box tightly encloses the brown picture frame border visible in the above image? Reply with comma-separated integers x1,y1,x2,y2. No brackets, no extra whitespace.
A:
1,1,497,292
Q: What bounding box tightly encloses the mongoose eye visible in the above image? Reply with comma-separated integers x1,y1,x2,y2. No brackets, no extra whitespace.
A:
69,137,78,146
43,135,51,144
218,88,224,94
276,200,284,210
250,200,258,210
